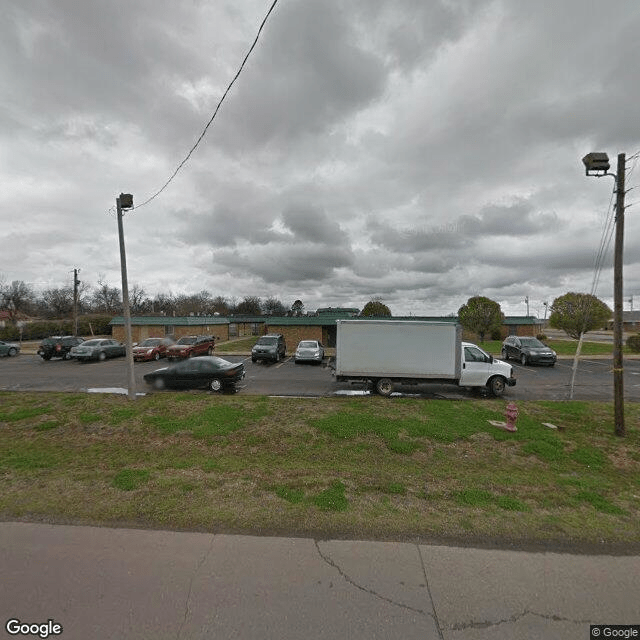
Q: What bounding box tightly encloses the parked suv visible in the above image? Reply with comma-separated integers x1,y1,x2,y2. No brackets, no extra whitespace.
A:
251,334,286,363
166,335,215,361
37,336,85,361
501,336,557,366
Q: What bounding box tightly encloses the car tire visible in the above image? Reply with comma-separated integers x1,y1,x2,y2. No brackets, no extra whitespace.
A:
207,347,213,356
501,348,508,360
98,351,107,362
488,376,506,397
375,378,394,397
153,377,166,390
251,357,257,363
63,352,72,360
42,354,51,361
154,352,160,361
520,354,528,366
8,347,17,357
209,378,222,392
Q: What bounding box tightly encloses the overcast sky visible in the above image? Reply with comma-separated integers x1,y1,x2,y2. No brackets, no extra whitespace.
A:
2,0,639,317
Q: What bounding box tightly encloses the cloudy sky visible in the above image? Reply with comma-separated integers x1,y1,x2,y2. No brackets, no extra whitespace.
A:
2,0,639,317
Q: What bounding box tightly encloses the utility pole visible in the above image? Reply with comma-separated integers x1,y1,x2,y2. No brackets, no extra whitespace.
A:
582,151,626,437
73,268,81,336
613,153,625,436
525,296,530,317
116,194,136,401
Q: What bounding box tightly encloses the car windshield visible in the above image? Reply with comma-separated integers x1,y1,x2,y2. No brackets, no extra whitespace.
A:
257,337,277,345
298,341,317,348
520,338,545,348
176,337,197,345
140,339,161,347
81,340,101,346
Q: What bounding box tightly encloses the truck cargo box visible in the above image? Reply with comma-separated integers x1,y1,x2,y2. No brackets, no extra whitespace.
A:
335,320,462,380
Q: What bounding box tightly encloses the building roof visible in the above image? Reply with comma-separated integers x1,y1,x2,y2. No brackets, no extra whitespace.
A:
109,315,229,326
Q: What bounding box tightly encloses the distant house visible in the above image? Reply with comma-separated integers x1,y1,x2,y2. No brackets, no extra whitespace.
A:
607,311,640,332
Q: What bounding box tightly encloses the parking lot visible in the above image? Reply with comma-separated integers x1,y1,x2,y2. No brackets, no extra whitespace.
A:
1,352,640,401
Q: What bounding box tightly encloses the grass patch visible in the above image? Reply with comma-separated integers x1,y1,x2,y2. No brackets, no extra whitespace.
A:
274,486,306,504
313,481,348,512
216,336,259,353
0,391,638,546
112,469,151,491
0,406,52,422
575,491,627,515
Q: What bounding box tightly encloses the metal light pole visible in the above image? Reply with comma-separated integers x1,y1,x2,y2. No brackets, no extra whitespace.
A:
116,193,136,401
582,152,625,436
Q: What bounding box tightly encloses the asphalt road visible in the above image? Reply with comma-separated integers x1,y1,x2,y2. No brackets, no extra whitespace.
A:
1,522,639,640
1,353,640,401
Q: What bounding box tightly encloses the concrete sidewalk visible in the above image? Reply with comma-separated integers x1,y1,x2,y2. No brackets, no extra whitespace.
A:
1,522,638,640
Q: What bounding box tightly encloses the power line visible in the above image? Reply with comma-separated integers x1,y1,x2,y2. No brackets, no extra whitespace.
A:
132,0,279,213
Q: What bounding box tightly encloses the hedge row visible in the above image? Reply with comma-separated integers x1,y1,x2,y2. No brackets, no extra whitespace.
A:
0,316,113,341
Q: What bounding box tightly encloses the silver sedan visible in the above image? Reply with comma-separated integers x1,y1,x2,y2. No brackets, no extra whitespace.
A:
294,340,325,364
0,340,20,357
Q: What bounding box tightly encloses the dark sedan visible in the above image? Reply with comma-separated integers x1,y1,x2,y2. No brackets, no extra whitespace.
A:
143,356,245,392
70,339,126,362
501,336,557,366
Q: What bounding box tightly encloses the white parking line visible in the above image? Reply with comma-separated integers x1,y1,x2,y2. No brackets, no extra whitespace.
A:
275,357,292,369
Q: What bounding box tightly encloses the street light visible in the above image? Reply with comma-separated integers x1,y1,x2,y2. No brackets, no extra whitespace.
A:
583,152,626,437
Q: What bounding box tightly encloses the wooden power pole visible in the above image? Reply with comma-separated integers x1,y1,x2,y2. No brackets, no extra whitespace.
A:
613,153,626,436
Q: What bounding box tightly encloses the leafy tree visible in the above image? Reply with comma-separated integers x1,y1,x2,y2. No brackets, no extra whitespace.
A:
360,299,392,317
263,297,287,316
549,292,611,339
290,299,304,316
458,296,504,342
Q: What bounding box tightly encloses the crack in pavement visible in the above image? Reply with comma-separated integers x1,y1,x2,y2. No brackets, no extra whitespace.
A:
449,609,595,631
417,545,445,640
313,539,432,619
176,534,216,640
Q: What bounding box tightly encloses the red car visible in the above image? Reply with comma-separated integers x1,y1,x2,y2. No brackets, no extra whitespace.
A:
132,337,175,362
166,335,215,361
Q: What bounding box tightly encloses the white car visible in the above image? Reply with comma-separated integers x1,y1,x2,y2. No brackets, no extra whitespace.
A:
294,340,324,364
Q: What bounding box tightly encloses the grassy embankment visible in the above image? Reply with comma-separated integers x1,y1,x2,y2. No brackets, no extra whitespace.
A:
1,391,639,548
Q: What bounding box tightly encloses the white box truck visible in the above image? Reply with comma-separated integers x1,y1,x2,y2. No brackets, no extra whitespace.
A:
334,319,516,397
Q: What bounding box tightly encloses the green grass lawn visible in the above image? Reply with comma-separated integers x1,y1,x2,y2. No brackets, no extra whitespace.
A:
1,392,639,547
215,336,259,352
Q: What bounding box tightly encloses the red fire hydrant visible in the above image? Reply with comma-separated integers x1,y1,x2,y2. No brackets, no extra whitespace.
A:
505,403,519,432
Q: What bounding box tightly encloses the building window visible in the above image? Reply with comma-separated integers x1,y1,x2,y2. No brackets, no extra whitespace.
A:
229,323,237,337
164,325,174,336
251,323,261,336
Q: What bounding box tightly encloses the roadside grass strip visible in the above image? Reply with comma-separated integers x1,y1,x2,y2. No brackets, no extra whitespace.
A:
0,391,638,546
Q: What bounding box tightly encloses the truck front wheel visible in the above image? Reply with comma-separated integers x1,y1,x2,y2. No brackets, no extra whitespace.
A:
488,376,506,397
375,378,394,397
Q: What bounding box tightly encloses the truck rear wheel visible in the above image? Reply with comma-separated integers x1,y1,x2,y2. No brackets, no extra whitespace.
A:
488,376,506,397
375,378,394,397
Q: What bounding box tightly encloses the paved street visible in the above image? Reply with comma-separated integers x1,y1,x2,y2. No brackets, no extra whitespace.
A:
1,522,638,640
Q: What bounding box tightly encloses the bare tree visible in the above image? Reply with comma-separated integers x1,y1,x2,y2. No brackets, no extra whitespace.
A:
1,280,35,322
263,297,287,316
91,277,122,314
